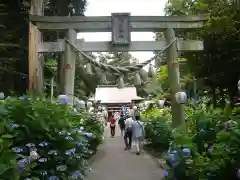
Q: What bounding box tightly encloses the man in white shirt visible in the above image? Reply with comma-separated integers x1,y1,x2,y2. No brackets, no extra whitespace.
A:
124,115,134,150
133,118,145,155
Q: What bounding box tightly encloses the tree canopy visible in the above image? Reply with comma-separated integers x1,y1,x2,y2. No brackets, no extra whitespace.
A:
156,0,240,106
0,0,88,97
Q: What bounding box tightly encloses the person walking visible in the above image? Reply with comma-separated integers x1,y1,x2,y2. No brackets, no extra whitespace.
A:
109,113,116,138
118,114,125,136
102,107,108,126
133,115,145,155
124,115,134,150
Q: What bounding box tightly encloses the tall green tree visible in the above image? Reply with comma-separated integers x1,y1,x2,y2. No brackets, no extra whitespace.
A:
0,0,88,97
162,0,240,106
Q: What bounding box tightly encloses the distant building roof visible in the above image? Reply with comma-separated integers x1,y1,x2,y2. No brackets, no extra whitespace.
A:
94,85,143,104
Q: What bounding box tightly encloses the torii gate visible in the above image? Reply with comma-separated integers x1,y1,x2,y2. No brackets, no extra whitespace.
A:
28,12,206,127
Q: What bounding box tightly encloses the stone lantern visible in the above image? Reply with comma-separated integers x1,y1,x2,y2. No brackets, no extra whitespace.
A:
58,94,68,104
76,100,85,109
238,80,240,92
87,101,93,108
158,100,165,108
175,91,187,104
0,92,4,100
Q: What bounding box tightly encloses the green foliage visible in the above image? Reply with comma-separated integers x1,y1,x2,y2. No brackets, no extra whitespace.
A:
0,96,103,179
142,107,173,151
0,0,88,96
162,0,240,104
142,99,240,179
157,65,169,91
0,101,21,179
163,104,240,180
77,112,104,153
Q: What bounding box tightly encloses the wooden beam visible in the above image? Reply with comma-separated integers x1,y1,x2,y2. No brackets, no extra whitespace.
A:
28,0,44,94
30,15,207,32
38,39,203,53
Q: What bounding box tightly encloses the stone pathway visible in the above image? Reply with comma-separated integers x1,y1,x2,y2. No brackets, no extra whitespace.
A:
86,125,164,180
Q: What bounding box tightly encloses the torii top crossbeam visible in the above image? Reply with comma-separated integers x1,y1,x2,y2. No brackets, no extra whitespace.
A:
30,14,208,32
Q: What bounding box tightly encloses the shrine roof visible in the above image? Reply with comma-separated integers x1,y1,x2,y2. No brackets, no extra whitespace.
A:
94,85,143,104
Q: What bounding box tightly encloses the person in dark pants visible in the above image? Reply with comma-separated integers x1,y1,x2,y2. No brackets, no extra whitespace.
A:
109,114,116,137
118,114,125,136
124,115,133,150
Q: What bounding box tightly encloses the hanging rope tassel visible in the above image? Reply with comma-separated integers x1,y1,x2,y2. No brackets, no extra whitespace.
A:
117,76,124,89
139,69,148,81
86,63,92,75
134,72,141,86
148,64,155,78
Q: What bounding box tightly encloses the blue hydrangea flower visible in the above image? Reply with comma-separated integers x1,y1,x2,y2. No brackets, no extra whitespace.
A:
76,142,83,147
72,111,79,115
84,132,93,137
163,170,168,177
200,129,206,134
157,124,164,127
12,147,24,153
172,161,179,168
18,158,31,171
182,148,191,156
49,176,59,180
65,148,76,155
48,150,58,155
65,136,74,140
208,148,213,154
8,123,19,128
70,171,82,179
168,153,178,162
39,142,49,147
237,168,240,178
38,158,48,163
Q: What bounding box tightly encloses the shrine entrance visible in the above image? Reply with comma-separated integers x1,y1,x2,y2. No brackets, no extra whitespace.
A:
29,13,206,126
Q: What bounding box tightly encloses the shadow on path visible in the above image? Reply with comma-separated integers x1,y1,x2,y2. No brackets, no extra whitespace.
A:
86,126,164,180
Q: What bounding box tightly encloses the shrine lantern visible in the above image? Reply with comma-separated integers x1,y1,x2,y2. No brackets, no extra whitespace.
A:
158,100,165,108
76,100,85,109
87,101,93,108
58,94,68,104
175,91,187,104
238,80,240,92
133,106,137,110
0,92,4,100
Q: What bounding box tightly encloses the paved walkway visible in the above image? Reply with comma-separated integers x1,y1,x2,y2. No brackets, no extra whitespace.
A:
86,125,164,180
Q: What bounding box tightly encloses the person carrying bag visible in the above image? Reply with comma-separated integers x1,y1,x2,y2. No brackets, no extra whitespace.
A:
133,115,145,155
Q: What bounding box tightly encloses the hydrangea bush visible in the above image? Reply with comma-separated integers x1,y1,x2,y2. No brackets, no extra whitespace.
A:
142,99,240,179
142,107,173,151
0,96,103,179
163,106,240,180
